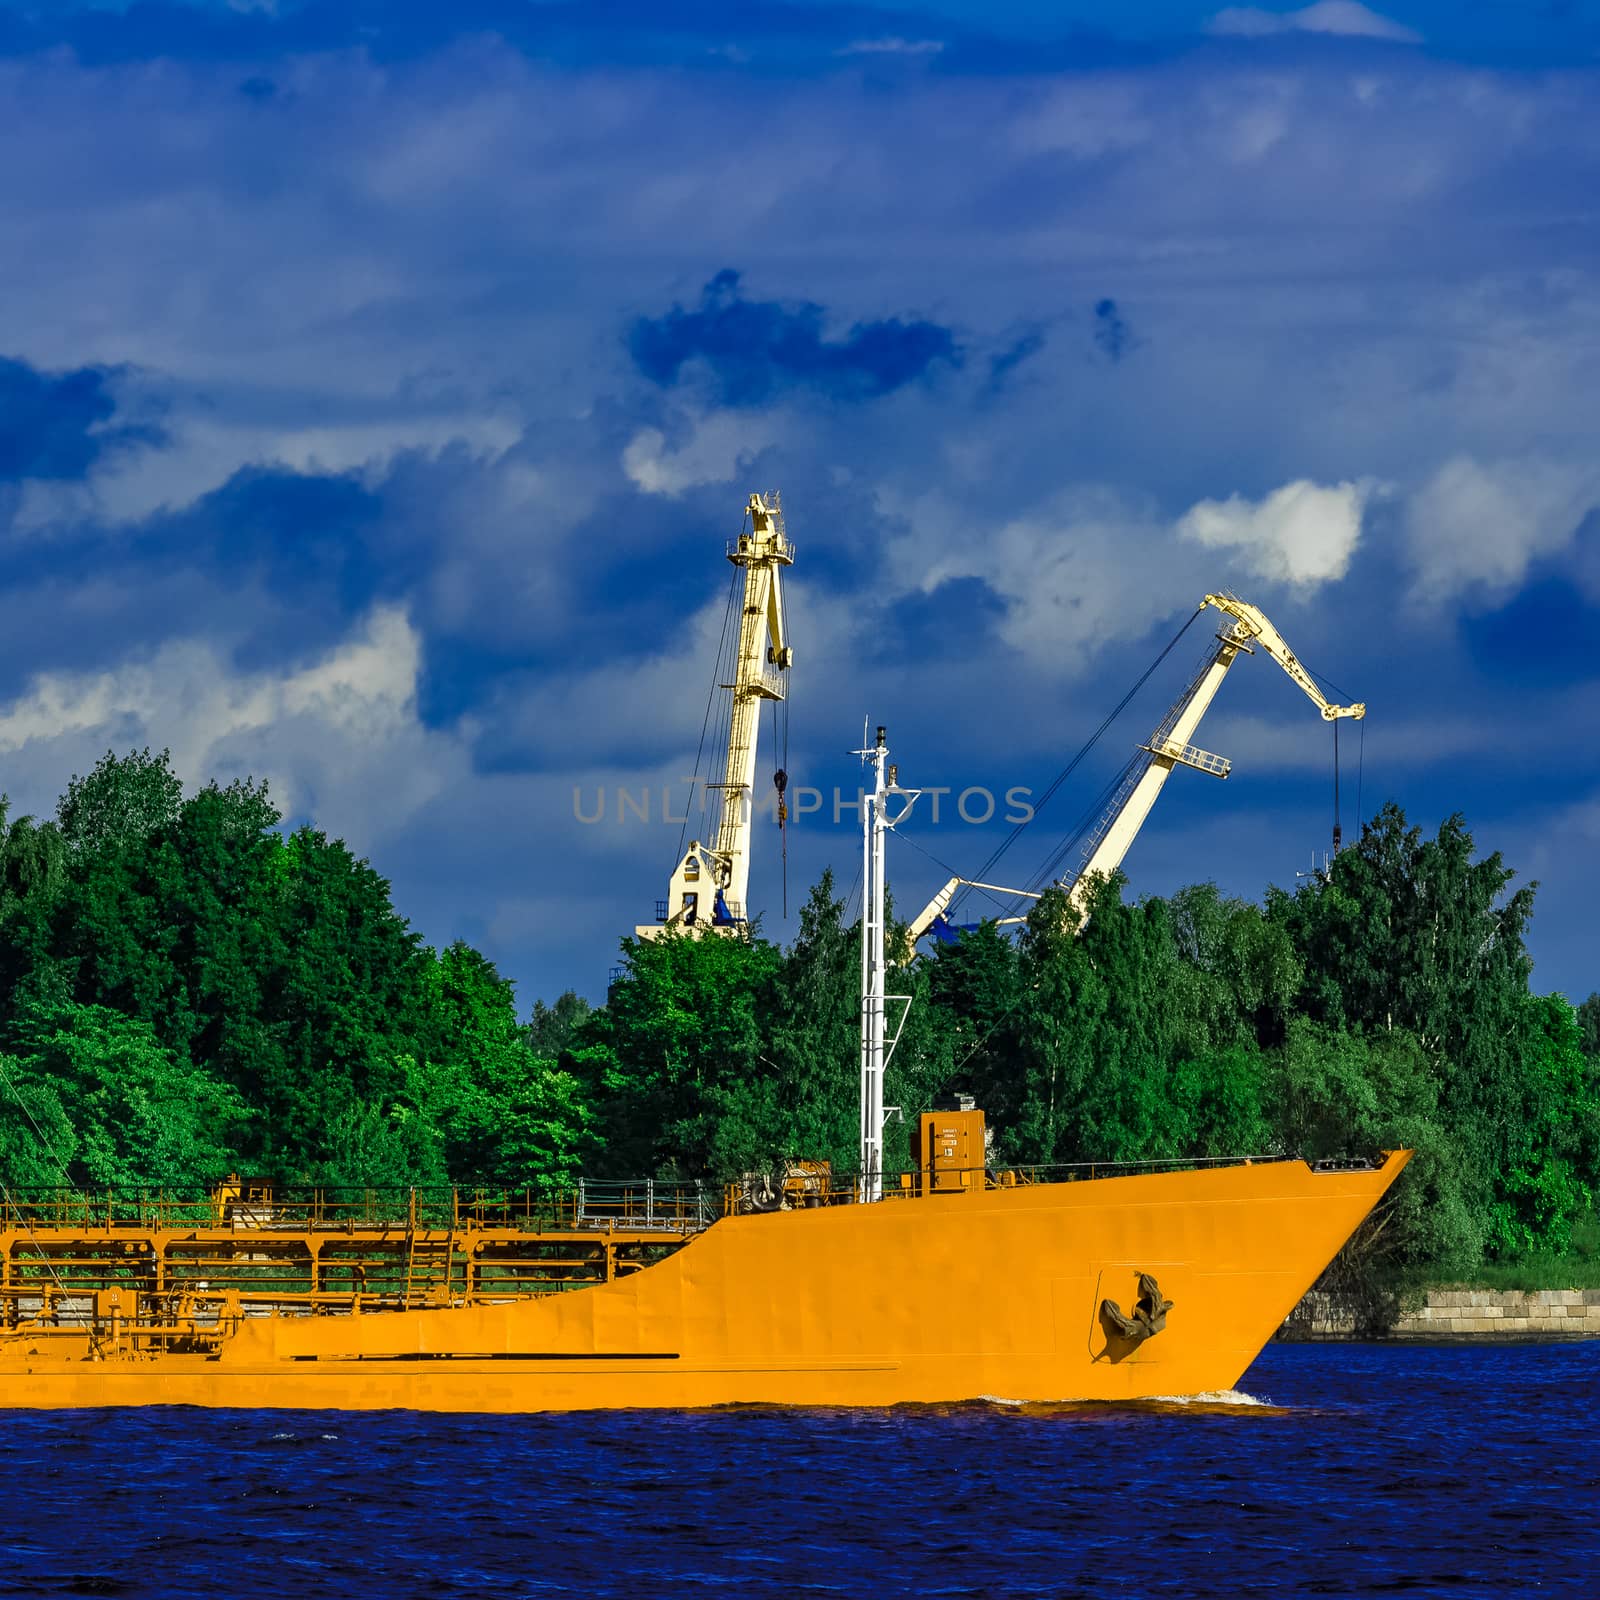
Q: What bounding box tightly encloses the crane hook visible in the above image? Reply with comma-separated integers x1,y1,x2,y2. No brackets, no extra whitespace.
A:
774,768,789,916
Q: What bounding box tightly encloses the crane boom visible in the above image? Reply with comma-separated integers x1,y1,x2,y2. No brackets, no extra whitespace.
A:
1199,592,1365,723
1069,593,1362,917
906,877,1039,943
1067,635,1238,920
907,590,1365,942
637,492,793,940
710,493,793,917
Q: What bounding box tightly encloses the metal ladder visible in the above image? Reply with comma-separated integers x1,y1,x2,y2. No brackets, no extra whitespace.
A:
403,1192,456,1307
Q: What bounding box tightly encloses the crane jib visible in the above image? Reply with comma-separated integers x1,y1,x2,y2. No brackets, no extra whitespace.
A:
907,591,1368,943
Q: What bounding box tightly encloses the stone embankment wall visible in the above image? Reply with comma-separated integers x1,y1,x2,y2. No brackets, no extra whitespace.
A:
1285,1287,1600,1340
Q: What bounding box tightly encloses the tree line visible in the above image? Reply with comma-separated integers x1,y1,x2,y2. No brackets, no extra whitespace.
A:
0,750,591,1194
1,750,1596,1305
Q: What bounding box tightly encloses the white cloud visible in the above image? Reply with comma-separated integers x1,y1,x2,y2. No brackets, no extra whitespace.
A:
622,413,779,497
1176,479,1369,585
1009,80,1155,160
902,486,1196,675
0,608,459,849
896,475,1369,684
493,593,740,765
90,410,522,525
836,38,945,57
1208,3,1422,42
1405,456,1600,603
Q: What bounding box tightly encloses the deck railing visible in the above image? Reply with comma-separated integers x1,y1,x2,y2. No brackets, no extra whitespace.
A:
0,1181,713,1236
723,1152,1309,1211
0,1152,1340,1237
574,1179,717,1233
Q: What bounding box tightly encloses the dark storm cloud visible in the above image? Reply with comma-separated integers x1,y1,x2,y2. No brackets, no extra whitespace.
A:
1092,299,1132,363
150,465,388,609
629,270,962,407
0,459,393,704
0,355,164,483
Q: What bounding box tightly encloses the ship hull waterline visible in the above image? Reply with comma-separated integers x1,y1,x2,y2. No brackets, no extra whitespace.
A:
0,1155,1409,1412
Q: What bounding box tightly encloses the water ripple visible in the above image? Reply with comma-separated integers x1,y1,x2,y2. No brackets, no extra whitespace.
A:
1,1342,1595,1598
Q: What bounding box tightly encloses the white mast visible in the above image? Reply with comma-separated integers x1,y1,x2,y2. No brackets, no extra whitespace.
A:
856,725,918,1202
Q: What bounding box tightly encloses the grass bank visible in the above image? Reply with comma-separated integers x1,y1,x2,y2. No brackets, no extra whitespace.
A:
1428,1213,1600,1293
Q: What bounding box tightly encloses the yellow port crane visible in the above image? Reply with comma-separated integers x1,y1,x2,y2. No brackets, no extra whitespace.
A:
907,591,1365,943
637,491,793,939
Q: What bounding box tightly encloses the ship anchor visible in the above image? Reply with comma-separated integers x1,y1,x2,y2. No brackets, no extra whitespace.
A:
1099,1272,1175,1356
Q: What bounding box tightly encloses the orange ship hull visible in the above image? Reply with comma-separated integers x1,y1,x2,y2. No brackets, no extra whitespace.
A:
0,1154,1408,1412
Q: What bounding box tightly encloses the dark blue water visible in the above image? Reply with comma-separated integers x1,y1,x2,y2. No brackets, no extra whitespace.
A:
2,1341,1595,1599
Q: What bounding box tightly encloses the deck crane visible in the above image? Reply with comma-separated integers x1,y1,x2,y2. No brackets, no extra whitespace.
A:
636,491,793,940
906,591,1365,944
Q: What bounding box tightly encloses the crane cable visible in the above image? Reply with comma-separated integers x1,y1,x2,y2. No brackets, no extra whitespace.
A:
1356,717,1365,840
1023,751,1148,900
672,548,743,876
1301,655,1367,857
923,630,1366,1109
772,572,792,919
940,604,1206,925
1329,715,1369,856
1333,718,1342,855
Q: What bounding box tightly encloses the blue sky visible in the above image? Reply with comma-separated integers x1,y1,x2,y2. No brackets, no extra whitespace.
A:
0,0,1597,1007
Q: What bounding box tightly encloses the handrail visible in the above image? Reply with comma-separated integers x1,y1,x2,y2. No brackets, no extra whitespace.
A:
0,1180,721,1236
722,1152,1314,1212
0,1153,1329,1236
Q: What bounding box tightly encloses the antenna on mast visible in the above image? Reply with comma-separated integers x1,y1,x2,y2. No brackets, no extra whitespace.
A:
852,724,919,1202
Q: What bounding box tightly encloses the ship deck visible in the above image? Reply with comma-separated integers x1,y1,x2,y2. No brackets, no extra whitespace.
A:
1,1156,1331,1348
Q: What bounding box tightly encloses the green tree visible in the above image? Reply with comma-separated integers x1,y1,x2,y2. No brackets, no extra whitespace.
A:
1008,885,1102,1164
1264,1018,1482,1322
755,872,859,1170
1268,805,1597,1274
1268,803,1536,1050
527,990,592,1057
1482,995,1597,1257
579,926,779,1178
237,826,436,1173
1166,881,1302,1051
926,919,1024,1127
1578,993,1600,1061
0,801,69,1021
58,747,182,858
407,943,594,1189
0,1002,245,1188
304,1093,445,1191
1167,1045,1270,1159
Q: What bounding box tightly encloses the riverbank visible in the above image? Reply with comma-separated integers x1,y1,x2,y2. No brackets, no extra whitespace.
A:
1284,1287,1600,1340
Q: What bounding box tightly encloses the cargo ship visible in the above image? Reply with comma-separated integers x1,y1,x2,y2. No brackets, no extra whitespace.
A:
0,1147,1407,1412
0,493,1406,1411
